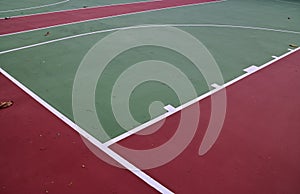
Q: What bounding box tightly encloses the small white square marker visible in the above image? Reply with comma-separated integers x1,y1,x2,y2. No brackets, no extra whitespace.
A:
243,65,259,73
164,104,176,113
211,83,222,89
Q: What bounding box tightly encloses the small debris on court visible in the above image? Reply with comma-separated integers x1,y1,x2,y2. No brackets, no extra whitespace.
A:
289,44,298,48
81,164,86,168
0,101,13,109
44,32,50,36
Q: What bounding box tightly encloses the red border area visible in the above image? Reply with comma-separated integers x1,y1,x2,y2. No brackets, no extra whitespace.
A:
0,0,217,35
0,75,157,194
111,50,300,193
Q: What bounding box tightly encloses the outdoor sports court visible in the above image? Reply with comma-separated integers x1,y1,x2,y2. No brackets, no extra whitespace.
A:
0,0,300,193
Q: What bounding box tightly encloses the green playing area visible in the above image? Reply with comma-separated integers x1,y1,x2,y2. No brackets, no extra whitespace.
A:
1,0,300,142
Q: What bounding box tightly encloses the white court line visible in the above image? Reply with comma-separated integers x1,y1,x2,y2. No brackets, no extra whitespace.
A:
0,0,70,13
105,46,300,146
1,23,300,54
0,68,174,194
0,0,227,37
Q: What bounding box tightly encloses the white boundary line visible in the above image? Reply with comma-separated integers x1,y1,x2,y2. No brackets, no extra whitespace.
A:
1,23,300,55
0,68,174,194
0,0,227,37
0,0,70,13
104,46,300,146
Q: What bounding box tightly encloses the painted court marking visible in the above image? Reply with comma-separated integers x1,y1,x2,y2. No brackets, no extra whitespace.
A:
243,65,259,73
1,45,299,178
164,105,176,113
211,83,222,89
1,18,300,192
1,24,299,147
0,0,70,13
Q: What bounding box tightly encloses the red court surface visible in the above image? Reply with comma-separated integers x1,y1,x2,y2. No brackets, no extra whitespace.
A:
111,50,300,193
0,0,217,35
0,75,157,194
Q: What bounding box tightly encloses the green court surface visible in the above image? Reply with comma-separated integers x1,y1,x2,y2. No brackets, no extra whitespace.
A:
0,0,300,142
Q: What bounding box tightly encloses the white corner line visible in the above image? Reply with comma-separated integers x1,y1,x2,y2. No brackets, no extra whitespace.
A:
272,55,279,59
288,48,294,51
0,0,227,37
224,47,300,88
0,68,173,194
104,46,300,146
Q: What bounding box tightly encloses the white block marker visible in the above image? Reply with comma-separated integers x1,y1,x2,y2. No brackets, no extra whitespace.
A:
164,104,176,113
243,65,259,73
